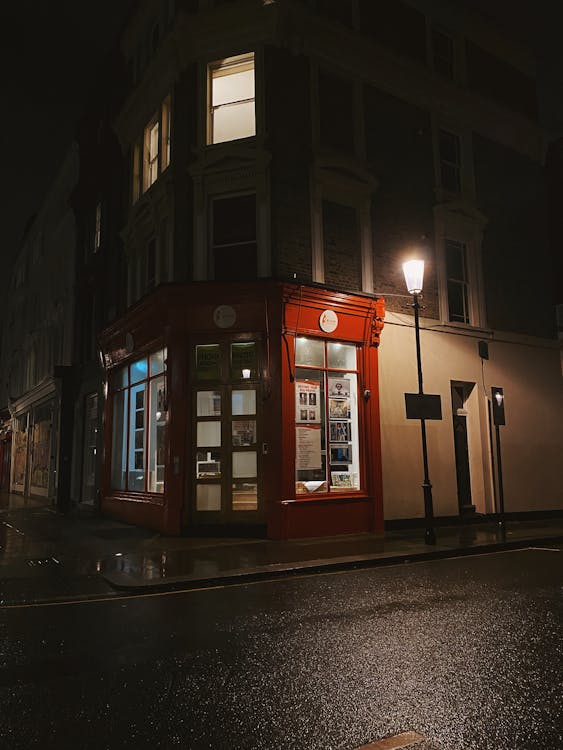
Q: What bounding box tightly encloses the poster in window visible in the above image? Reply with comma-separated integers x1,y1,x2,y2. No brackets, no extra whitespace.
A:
296,425,322,470
331,445,352,464
329,421,351,442
329,398,350,419
328,378,350,397
331,472,353,488
295,380,321,423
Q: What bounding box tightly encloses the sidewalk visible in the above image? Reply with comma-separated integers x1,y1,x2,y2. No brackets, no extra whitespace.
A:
1,492,562,605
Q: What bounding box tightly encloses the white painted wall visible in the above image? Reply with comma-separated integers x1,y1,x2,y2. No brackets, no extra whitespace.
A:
378,312,563,519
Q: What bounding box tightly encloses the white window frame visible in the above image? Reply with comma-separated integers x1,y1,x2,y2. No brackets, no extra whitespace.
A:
434,204,487,329
207,53,256,145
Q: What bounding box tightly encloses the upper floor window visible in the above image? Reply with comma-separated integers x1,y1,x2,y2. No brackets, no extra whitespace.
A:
445,239,469,324
94,202,102,252
132,95,171,203
211,194,257,281
207,53,255,145
439,129,461,194
432,28,454,80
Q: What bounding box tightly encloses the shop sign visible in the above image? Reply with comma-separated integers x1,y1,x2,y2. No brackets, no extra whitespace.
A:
196,344,221,380
319,309,338,333
213,305,236,329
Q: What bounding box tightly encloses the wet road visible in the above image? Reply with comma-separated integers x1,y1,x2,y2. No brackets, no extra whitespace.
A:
1,547,561,750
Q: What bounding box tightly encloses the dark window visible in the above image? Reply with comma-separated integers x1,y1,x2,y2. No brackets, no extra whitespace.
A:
445,239,469,324
322,201,361,291
318,70,354,152
439,129,461,193
432,28,454,80
147,238,156,290
212,194,257,282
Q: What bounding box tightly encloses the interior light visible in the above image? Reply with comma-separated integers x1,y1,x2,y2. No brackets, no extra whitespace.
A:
242,368,251,379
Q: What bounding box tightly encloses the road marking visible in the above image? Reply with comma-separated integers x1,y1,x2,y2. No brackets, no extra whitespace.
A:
354,731,425,749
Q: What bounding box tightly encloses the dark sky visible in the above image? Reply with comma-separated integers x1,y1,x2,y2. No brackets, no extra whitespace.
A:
1,1,562,283
0,1,131,275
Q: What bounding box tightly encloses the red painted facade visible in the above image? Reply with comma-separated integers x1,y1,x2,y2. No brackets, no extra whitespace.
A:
99,281,385,539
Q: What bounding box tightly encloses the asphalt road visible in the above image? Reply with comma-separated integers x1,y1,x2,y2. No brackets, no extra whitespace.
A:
1,547,561,750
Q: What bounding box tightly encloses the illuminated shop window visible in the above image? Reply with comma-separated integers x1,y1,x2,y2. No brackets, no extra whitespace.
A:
111,348,168,493
208,53,255,144
294,338,360,495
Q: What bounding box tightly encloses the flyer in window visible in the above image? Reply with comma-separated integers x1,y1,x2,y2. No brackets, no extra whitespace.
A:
328,377,350,398
329,420,351,442
329,398,350,419
296,425,322,470
295,380,321,423
331,472,353,488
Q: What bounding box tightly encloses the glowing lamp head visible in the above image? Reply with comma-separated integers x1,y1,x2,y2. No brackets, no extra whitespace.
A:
242,368,251,380
402,259,425,295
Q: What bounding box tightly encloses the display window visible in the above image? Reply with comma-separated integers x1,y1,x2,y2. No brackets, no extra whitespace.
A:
110,348,168,494
294,337,360,496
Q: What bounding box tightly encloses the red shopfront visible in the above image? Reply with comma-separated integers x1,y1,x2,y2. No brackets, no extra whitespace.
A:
99,281,385,539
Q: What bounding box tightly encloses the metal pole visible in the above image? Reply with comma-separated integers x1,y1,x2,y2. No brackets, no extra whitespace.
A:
413,294,436,545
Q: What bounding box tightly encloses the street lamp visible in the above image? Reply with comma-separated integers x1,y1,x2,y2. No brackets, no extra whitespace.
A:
403,259,436,545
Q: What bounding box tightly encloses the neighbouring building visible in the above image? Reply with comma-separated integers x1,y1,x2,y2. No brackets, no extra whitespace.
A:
1,149,78,509
3,0,562,539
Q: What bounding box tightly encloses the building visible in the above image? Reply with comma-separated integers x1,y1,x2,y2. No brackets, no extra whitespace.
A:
1,149,78,509
3,0,562,539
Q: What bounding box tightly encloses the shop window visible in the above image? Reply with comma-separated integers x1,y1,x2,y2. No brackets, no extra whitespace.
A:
294,338,360,495
208,53,255,145
211,194,257,281
132,95,171,203
439,129,461,193
110,348,168,494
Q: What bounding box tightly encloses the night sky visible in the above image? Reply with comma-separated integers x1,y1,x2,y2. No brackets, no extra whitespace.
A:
1,1,562,288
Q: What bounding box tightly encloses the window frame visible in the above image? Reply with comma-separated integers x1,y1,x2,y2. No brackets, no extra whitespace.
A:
206,52,256,146
131,95,172,204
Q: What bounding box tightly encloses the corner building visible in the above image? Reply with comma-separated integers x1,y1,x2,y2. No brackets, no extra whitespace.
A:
97,0,562,537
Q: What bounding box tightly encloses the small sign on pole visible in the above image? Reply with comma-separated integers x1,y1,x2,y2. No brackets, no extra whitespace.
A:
404,393,442,420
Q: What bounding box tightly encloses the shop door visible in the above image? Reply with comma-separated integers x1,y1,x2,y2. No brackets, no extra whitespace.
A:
192,341,263,525
451,384,475,516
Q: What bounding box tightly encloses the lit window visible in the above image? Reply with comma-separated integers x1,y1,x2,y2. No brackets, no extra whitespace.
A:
144,118,160,190
111,349,168,494
445,239,470,323
94,202,102,251
208,53,255,144
294,339,360,495
439,129,461,193
132,96,171,203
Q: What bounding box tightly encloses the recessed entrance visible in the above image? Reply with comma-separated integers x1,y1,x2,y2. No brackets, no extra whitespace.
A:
451,382,476,516
191,340,263,526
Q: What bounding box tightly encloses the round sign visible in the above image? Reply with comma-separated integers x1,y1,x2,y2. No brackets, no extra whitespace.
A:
213,305,237,329
319,309,338,333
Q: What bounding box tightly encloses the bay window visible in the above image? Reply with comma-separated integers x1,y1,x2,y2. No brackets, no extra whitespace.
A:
111,348,168,493
294,338,361,495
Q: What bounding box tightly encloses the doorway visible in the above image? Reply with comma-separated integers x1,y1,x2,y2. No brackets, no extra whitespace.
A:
191,340,263,527
451,383,476,516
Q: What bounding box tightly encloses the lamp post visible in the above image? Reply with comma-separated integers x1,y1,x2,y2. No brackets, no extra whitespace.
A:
403,259,436,545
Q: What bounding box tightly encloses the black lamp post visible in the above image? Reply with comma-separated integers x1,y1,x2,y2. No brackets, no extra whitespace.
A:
403,259,436,545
